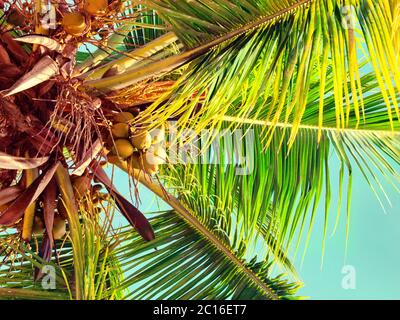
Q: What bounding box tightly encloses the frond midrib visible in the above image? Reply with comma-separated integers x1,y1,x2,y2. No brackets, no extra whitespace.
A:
86,0,314,90
221,116,400,136
150,185,281,300
110,159,282,300
184,0,314,50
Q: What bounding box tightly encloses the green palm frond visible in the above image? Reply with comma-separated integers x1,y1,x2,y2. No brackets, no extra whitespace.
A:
76,5,173,78
150,0,314,48
0,232,71,299
89,0,399,142
107,65,399,297
0,0,399,301
0,206,125,300
114,211,301,300
107,157,301,299
1,205,301,301
158,114,399,264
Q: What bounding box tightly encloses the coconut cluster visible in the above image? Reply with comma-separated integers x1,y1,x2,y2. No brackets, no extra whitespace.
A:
107,110,167,175
0,0,167,247
62,0,120,37
15,173,109,241
14,203,66,241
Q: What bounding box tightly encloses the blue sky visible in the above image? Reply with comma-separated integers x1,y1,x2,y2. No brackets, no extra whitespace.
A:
294,159,400,300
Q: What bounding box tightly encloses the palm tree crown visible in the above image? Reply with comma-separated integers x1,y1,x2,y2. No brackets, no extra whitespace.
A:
0,0,399,300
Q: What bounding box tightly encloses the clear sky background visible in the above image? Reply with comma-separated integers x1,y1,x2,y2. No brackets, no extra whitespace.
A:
113,153,400,300
294,159,400,300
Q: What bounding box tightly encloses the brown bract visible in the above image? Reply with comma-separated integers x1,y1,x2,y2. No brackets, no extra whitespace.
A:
0,0,158,254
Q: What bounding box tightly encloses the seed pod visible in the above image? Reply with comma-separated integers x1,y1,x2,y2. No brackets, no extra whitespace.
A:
53,215,66,240
32,216,45,235
84,0,109,16
114,112,134,123
131,129,152,150
111,123,129,138
112,139,134,159
62,12,88,36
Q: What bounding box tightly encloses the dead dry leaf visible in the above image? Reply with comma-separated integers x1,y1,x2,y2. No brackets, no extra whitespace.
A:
0,43,11,64
91,161,155,241
0,162,59,225
15,35,63,53
0,185,23,206
3,55,59,97
72,139,103,176
0,151,49,170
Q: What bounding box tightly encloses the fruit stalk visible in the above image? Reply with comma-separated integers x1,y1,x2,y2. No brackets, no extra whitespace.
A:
21,167,39,241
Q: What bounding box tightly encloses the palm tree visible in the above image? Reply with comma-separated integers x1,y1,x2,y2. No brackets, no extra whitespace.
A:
0,0,399,300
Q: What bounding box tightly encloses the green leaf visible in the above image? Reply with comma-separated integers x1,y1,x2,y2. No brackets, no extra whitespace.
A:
132,0,399,143
114,211,301,300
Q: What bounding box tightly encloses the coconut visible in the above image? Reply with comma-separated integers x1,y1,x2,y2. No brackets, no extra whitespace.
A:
146,144,167,165
112,139,134,159
84,0,109,16
131,129,152,150
114,112,134,123
62,12,88,36
32,216,45,235
143,155,159,175
111,123,129,138
129,152,159,175
53,216,66,240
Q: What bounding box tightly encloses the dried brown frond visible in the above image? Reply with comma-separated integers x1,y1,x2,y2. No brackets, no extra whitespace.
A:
0,0,159,266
